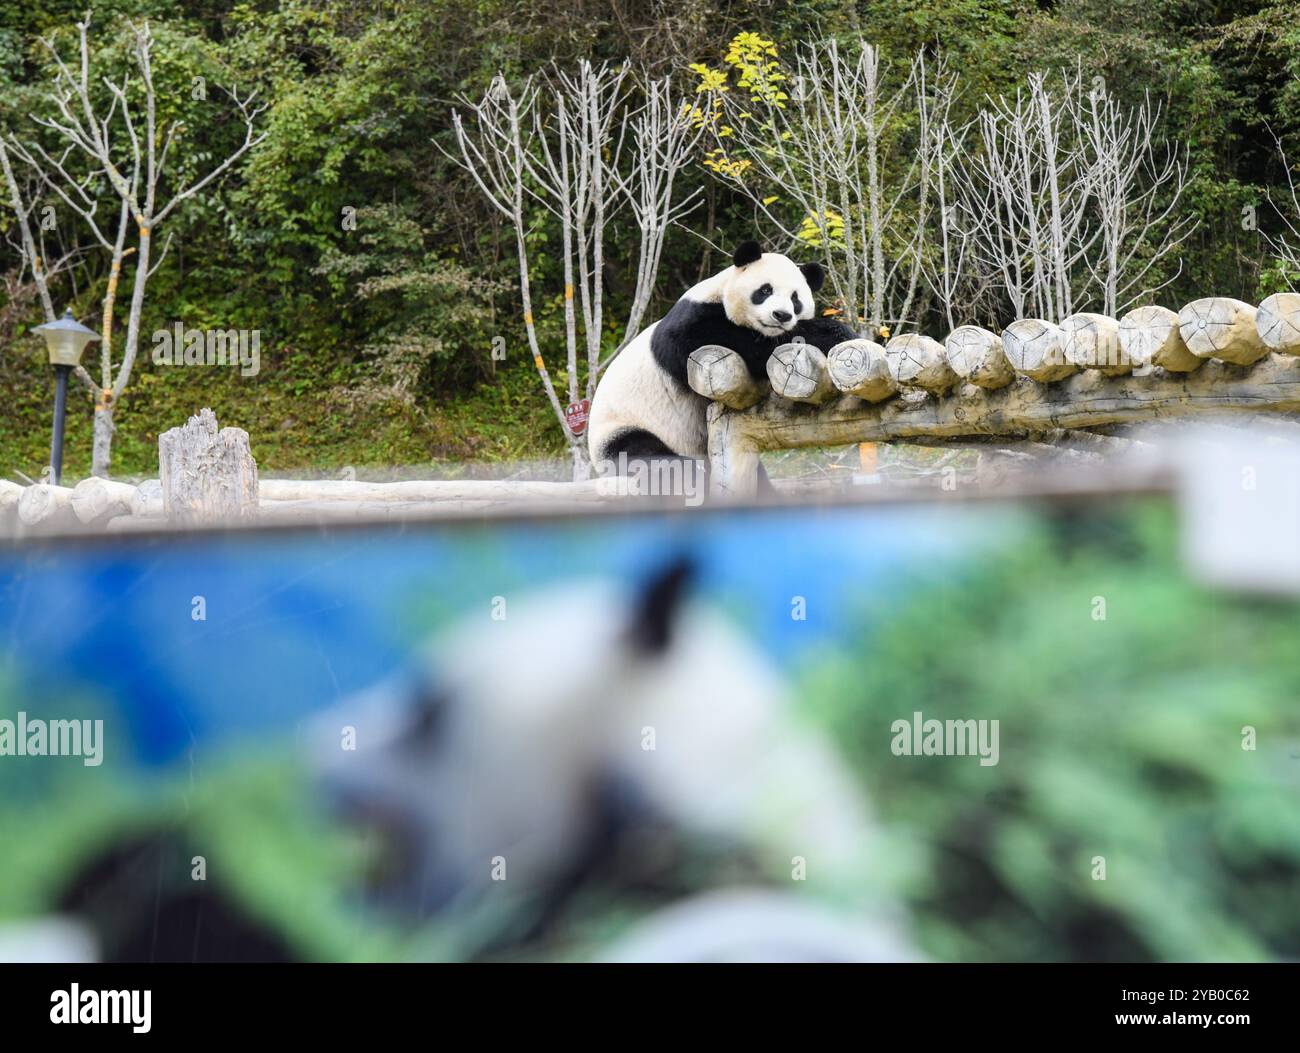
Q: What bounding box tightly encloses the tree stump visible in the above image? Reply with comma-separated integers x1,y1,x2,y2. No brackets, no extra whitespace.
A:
158,408,259,521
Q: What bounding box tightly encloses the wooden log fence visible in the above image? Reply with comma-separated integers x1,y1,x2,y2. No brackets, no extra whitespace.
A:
690,294,1300,498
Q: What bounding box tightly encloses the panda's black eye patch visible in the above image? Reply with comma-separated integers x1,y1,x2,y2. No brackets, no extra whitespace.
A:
792,292,803,315
750,284,773,305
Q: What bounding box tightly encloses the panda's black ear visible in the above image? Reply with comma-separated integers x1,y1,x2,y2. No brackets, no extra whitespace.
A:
627,554,696,655
733,241,763,268
801,262,826,292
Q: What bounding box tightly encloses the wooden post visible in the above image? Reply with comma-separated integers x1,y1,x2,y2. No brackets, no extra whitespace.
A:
707,402,763,500
158,408,259,521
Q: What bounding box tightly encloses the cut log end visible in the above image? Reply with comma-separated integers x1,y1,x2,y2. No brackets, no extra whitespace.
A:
826,339,897,402
1256,292,1300,356
687,344,767,410
1060,313,1130,375
1179,297,1270,365
944,325,1014,389
1118,305,1202,372
767,341,836,404
885,333,958,394
1001,319,1078,383
17,484,78,530
71,477,141,526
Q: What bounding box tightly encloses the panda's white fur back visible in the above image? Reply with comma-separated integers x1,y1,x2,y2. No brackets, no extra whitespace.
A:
588,321,711,461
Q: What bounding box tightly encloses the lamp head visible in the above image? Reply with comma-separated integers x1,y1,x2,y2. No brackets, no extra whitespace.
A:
34,308,100,367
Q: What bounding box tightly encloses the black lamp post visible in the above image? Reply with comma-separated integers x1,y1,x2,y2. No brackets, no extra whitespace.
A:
33,308,100,486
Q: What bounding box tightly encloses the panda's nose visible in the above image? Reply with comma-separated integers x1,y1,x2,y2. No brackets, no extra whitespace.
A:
772,310,792,323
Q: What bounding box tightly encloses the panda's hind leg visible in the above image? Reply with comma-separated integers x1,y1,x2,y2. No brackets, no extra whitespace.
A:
595,428,710,505
595,429,780,503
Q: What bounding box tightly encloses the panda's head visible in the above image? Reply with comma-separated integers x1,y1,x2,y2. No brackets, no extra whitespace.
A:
723,240,825,337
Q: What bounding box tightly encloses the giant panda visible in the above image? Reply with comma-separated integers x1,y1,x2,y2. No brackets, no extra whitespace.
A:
587,241,860,488
310,558,899,958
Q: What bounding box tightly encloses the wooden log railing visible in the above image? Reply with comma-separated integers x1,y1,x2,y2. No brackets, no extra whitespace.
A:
690,294,1300,498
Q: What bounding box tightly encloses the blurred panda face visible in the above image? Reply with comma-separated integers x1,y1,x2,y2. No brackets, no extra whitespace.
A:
724,254,818,337
312,565,696,917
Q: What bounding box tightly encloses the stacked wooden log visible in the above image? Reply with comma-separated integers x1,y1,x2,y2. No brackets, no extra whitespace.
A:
689,294,1300,497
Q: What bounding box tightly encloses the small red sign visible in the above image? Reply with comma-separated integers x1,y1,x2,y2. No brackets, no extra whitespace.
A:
565,399,591,436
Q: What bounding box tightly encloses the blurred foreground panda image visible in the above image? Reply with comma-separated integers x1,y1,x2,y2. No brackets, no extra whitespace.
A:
38,556,909,962
311,557,912,962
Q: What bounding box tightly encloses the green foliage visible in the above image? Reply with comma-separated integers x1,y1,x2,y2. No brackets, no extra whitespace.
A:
314,203,510,399
802,501,1300,961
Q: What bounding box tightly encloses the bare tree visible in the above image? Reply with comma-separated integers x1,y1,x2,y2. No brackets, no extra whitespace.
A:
614,76,708,357
528,61,633,411
703,38,957,334
448,65,704,477
4,14,265,477
955,70,1193,322
955,70,1097,321
1263,128,1300,281
1079,87,1194,315
921,117,998,330
0,137,92,356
